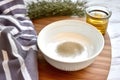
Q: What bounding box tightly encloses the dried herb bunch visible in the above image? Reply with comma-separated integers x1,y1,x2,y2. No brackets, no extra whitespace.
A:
27,0,87,19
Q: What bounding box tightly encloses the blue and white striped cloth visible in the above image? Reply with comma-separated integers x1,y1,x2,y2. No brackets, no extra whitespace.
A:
0,0,38,80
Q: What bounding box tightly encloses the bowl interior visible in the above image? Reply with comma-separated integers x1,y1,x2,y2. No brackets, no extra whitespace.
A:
37,20,104,63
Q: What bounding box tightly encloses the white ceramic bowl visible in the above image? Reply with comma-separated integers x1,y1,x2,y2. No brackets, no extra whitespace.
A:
37,20,104,71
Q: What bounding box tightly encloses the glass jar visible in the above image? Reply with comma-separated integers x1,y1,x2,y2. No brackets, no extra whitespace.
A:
85,5,112,35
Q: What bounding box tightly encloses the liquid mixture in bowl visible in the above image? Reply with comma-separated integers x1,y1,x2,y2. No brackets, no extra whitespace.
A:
46,32,94,62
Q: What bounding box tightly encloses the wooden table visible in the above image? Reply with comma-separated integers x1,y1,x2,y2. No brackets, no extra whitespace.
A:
32,16,111,80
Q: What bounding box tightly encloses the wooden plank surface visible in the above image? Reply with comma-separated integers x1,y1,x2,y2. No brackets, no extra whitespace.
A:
32,16,111,80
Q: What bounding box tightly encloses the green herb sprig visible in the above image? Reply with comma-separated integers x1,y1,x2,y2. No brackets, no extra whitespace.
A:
27,0,87,19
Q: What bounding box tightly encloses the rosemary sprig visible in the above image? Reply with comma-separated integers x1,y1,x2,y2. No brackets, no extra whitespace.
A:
27,0,87,19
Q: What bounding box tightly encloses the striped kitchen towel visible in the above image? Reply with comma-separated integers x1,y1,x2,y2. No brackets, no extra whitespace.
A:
0,0,38,80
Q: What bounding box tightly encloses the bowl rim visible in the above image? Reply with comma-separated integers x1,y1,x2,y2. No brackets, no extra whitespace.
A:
37,19,105,63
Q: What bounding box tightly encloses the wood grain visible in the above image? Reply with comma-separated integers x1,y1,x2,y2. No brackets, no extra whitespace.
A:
32,16,111,80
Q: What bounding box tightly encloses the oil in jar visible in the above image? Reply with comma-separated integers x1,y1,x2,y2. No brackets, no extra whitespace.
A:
86,10,109,35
